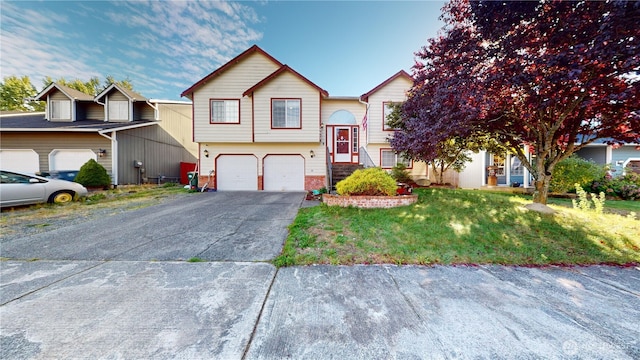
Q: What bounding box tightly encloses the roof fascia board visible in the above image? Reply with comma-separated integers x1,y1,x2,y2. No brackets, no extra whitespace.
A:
180,44,283,99
242,65,329,97
360,70,412,102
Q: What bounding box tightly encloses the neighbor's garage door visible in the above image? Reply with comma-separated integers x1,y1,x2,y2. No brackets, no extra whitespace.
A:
263,155,304,191
0,149,39,173
217,155,258,190
49,149,96,170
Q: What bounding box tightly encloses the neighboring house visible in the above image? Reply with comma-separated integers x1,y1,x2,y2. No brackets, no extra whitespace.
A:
181,45,426,191
0,83,197,185
455,140,640,189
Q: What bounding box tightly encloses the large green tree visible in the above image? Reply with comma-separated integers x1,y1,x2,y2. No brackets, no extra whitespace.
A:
0,75,45,111
43,75,134,96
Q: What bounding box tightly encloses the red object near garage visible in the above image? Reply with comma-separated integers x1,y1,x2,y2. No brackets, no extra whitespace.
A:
180,162,197,185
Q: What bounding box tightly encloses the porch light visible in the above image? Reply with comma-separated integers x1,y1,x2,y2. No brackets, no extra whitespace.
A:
310,150,315,158
204,149,210,158
98,149,107,157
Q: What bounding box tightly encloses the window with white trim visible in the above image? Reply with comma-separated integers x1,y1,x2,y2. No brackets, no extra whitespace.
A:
210,99,240,123
381,149,411,168
51,100,71,120
109,100,129,121
272,99,300,128
383,102,398,131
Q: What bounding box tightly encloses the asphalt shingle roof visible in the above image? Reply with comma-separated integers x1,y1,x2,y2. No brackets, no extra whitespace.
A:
0,113,156,132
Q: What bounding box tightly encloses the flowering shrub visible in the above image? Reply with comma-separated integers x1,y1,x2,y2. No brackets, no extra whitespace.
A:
336,167,397,196
590,171,640,200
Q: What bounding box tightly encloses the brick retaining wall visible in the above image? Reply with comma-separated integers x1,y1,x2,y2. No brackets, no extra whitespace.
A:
322,194,418,208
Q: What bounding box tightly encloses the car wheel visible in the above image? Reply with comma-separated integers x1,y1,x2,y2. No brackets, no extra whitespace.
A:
49,191,74,204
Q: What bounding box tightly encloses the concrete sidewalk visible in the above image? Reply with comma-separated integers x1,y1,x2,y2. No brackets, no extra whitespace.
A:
2,261,638,359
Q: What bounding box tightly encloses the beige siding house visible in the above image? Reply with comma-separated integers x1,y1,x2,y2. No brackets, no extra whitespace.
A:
0,83,197,185
182,45,426,191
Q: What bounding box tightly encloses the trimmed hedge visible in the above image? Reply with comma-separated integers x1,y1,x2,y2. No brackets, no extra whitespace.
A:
75,159,111,187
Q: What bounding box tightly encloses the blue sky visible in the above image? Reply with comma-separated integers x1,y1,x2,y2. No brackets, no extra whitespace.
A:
1,1,446,100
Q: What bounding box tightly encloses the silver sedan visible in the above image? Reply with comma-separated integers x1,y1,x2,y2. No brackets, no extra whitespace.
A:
0,170,88,208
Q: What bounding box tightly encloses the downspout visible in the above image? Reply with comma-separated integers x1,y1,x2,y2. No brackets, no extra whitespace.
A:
98,130,118,186
95,96,106,121
146,100,159,120
358,98,370,148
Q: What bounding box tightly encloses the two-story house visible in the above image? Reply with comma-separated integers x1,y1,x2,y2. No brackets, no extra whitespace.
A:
182,45,426,191
0,82,197,185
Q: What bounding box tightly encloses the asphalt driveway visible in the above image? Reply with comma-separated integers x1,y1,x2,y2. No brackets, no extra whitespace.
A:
1,191,639,359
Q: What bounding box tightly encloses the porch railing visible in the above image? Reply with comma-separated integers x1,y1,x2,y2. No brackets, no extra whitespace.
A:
359,147,376,168
326,146,333,190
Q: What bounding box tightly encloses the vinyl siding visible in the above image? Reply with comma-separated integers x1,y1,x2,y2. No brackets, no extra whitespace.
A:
116,125,197,184
85,102,105,120
0,132,111,173
156,103,198,158
253,72,321,142
198,142,324,178
193,52,281,143
134,102,155,121
366,76,412,145
49,91,73,122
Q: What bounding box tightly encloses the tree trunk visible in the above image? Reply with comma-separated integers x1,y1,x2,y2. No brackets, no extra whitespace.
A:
533,177,551,204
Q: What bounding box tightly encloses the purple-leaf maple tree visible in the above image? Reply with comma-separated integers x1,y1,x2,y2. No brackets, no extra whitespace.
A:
391,0,639,204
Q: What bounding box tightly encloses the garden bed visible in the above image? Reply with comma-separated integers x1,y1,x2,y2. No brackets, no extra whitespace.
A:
322,194,418,208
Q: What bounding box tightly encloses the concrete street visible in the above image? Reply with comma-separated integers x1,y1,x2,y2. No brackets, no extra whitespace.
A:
1,192,639,359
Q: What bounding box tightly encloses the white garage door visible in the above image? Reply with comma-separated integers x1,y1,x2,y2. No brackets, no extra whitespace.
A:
217,155,258,190
49,149,96,170
264,155,305,191
0,149,39,173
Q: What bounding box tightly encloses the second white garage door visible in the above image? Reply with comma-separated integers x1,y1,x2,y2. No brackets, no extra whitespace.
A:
263,155,304,191
216,155,258,190
49,149,96,170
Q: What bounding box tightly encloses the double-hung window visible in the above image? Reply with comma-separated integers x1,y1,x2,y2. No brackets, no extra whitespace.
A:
51,100,71,120
210,99,240,124
381,149,412,168
109,100,129,121
383,102,399,131
272,99,300,128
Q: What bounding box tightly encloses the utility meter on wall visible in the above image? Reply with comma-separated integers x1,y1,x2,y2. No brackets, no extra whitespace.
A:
133,161,143,168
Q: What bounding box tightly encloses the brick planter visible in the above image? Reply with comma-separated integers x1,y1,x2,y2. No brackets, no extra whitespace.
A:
322,194,418,209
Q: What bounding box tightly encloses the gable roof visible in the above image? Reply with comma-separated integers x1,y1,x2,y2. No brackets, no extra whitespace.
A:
34,82,94,102
95,83,147,102
180,44,284,99
360,70,413,102
242,65,329,97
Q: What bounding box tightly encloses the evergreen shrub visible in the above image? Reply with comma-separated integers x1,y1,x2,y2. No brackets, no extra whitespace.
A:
336,167,397,196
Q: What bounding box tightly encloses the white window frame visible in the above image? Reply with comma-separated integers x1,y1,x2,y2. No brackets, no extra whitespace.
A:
51,100,71,120
210,99,240,124
381,149,412,169
272,99,301,129
109,100,129,121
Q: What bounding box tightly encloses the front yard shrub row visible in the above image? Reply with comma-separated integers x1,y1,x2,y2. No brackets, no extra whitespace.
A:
591,172,640,200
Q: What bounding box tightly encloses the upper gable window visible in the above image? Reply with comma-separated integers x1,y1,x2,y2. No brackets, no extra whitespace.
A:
272,99,301,129
383,102,400,131
51,100,71,120
210,99,240,124
109,100,129,121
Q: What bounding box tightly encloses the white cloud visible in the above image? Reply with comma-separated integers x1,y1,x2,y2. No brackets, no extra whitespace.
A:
0,0,263,99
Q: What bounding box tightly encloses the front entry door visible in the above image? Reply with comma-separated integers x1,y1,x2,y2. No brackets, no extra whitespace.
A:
334,127,351,163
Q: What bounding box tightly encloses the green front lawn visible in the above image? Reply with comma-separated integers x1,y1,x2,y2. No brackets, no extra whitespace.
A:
274,188,639,266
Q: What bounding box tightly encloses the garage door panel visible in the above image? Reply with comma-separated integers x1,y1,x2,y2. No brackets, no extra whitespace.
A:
217,155,258,191
50,150,96,170
264,155,304,191
0,150,39,173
